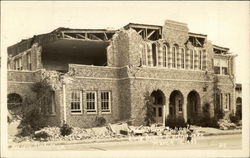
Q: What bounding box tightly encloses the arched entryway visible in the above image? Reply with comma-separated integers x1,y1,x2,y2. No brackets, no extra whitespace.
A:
236,97,242,119
169,90,184,117
150,90,165,123
7,93,22,116
187,91,201,124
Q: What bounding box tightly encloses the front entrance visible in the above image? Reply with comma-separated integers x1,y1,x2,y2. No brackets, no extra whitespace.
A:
187,91,201,124
169,90,184,117
150,90,165,124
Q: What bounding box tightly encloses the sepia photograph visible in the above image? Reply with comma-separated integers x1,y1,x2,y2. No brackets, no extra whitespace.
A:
1,1,249,158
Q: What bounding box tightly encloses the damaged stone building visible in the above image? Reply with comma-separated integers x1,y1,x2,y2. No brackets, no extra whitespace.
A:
7,20,238,128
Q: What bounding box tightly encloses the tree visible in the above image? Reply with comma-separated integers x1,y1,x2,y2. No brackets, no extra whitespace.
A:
143,91,155,126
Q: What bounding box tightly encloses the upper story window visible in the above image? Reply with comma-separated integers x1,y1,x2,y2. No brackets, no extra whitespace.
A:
190,50,194,69
214,58,229,75
141,43,147,66
27,53,32,70
172,45,178,68
14,57,22,70
199,50,202,70
163,45,167,67
181,48,185,69
152,43,157,66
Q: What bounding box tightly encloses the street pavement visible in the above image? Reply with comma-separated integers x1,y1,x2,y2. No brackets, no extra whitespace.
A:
13,134,241,151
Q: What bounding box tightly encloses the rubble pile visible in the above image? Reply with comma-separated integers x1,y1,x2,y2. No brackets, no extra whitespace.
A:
19,123,205,142
218,119,237,130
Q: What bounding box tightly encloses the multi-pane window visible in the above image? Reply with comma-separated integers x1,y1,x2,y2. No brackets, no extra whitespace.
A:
158,107,162,117
225,93,231,110
181,48,185,69
178,99,182,111
172,46,176,68
86,92,97,113
214,66,220,74
190,50,194,69
27,53,32,70
222,67,228,75
14,57,22,70
163,46,167,67
71,90,82,113
101,91,111,113
48,91,56,115
141,43,147,65
199,50,202,70
214,58,229,75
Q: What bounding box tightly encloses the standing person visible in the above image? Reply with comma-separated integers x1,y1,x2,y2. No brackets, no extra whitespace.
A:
186,129,192,143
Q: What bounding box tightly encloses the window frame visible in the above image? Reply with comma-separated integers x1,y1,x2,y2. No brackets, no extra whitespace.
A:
86,91,97,114
70,90,83,114
27,52,32,70
100,91,112,114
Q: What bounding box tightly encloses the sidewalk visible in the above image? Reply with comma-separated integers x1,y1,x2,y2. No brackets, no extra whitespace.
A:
8,128,242,149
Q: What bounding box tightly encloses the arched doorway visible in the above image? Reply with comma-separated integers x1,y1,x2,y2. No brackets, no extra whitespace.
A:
150,90,165,123
169,90,184,117
236,97,242,119
7,93,22,116
187,91,201,124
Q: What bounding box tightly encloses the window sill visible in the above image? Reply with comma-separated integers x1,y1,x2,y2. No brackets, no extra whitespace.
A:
70,112,83,115
86,111,97,115
101,111,111,114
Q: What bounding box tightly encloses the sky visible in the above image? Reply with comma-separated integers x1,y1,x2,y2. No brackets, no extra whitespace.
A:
1,1,249,83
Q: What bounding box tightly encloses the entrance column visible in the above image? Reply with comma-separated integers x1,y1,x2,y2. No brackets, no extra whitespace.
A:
183,94,187,122
164,98,169,126
163,105,165,126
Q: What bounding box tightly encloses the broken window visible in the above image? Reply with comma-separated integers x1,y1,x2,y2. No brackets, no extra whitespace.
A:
101,91,111,113
86,91,97,113
70,90,82,113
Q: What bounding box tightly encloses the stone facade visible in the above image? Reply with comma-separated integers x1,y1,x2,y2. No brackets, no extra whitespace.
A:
7,20,238,128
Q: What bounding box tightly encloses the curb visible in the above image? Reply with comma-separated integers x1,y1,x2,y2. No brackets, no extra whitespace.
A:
9,130,242,149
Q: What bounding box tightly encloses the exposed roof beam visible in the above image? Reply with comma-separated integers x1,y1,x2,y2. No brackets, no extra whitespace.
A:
137,29,143,34
76,34,86,39
63,30,115,34
89,34,103,41
195,37,202,47
104,32,108,40
146,30,156,39
64,34,75,39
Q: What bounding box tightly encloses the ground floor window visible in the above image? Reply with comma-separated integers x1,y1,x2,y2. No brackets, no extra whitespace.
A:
48,91,56,115
101,91,111,113
70,90,82,113
86,91,97,113
214,66,220,74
